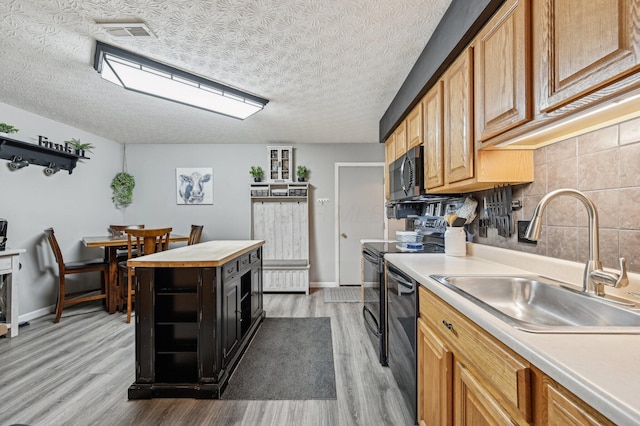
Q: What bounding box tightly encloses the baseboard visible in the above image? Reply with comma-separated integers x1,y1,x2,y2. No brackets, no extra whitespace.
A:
19,305,54,323
310,282,338,288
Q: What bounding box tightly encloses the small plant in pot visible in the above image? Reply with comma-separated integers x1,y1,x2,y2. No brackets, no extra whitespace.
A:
250,166,264,182
65,138,95,157
296,165,308,182
0,122,19,135
111,172,135,207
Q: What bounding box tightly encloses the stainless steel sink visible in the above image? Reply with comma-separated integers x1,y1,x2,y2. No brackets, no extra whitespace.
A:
429,275,640,333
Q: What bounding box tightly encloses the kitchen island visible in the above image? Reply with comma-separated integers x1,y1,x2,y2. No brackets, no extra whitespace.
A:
128,240,264,399
387,244,640,425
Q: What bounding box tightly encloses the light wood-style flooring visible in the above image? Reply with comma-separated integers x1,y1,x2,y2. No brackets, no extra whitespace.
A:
0,289,413,425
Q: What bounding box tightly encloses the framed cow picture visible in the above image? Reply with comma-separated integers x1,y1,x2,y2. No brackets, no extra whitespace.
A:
176,167,213,205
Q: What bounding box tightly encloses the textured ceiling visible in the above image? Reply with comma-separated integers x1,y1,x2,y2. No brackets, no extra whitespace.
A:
0,0,452,145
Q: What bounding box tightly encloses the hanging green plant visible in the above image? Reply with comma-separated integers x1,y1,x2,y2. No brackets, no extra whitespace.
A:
111,172,135,207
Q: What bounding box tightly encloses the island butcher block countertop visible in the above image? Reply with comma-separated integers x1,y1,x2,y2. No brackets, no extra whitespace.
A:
128,240,264,268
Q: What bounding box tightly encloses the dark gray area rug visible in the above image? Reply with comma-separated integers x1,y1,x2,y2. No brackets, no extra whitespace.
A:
323,287,377,303
222,317,337,400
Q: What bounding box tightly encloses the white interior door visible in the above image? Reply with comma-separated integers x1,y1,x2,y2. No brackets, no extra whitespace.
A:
336,163,385,286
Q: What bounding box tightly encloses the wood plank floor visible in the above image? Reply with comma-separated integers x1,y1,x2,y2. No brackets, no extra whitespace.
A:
0,289,413,426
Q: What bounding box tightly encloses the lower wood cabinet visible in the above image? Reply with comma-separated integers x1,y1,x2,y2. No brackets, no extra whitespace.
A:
417,286,615,425
535,372,614,426
128,248,264,399
418,287,532,425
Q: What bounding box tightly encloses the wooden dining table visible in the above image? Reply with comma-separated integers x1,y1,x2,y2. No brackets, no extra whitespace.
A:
82,233,189,314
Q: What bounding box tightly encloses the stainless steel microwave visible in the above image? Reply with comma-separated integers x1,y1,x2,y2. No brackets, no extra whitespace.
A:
389,146,423,201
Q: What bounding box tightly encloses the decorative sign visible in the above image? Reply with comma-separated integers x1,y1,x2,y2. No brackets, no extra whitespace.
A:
38,135,74,153
176,168,213,205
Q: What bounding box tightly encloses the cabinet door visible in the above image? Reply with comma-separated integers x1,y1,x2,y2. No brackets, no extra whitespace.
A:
222,278,240,362
475,0,531,142
267,146,292,181
252,201,308,261
385,136,394,199
394,121,408,159
417,318,453,426
407,102,424,148
251,264,262,321
541,376,614,426
535,0,640,113
443,48,474,184
423,82,444,189
453,361,516,426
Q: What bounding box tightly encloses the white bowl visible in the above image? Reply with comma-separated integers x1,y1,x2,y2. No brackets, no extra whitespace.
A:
396,231,421,243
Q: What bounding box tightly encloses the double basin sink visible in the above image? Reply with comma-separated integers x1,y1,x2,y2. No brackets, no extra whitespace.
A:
429,275,640,333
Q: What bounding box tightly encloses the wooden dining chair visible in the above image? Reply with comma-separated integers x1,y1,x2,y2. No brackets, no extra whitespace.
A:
44,228,109,323
121,227,172,323
109,224,145,262
188,225,204,245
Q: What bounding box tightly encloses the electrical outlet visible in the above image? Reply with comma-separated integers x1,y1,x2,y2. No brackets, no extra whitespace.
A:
517,221,537,245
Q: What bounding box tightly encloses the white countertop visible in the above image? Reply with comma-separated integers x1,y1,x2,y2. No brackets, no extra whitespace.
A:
386,243,640,426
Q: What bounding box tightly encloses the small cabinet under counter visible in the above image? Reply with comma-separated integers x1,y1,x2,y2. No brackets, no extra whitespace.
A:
128,240,264,399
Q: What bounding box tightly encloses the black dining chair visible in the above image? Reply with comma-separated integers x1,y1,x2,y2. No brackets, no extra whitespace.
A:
44,228,108,323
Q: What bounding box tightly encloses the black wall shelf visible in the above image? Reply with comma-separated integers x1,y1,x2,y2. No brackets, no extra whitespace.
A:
0,136,83,174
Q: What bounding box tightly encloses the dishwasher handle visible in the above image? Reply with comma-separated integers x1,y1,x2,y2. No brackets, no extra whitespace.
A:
387,269,415,289
362,305,381,337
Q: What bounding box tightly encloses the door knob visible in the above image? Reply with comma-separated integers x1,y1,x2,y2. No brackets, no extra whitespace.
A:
341,232,347,238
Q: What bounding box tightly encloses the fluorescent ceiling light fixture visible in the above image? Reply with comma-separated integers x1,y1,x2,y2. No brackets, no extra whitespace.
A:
93,41,268,119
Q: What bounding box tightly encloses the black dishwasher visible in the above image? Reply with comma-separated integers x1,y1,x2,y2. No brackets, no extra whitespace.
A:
386,261,418,425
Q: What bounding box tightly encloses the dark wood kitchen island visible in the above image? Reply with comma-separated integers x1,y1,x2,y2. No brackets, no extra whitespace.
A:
127,240,265,399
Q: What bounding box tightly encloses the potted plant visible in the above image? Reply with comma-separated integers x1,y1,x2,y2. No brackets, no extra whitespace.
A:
111,172,135,207
65,138,95,157
296,165,308,182
0,122,19,135
250,166,264,182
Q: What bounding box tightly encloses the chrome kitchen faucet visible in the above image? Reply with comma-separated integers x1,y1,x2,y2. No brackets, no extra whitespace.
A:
525,188,628,297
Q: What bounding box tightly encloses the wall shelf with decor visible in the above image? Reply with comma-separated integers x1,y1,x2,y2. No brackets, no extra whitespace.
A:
250,182,309,294
250,182,308,199
0,136,85,175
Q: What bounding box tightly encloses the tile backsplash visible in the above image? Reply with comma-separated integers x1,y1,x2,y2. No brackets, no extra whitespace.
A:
472,117,640,273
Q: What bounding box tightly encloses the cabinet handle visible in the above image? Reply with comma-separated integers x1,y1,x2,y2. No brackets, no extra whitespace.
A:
442,319,457,336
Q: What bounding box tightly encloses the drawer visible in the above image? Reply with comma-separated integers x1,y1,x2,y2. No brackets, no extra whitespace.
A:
0,257,11,272
419,286,532,421
249,249,260,264
222,260,238,279
239,254,251,270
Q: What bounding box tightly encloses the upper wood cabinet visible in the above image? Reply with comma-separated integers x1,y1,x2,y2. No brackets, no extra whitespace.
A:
407,102,424,149
474,0,531,143
384,135,395,200
426,46,534,194
443,48,475,184
535,0,640,113
423,82,444,190
394,121,408,159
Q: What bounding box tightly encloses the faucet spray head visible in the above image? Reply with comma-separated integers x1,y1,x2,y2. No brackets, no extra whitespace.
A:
525,215,543,241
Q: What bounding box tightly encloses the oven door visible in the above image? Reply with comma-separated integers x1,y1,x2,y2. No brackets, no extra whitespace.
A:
362,247,386,365
386,262,418,425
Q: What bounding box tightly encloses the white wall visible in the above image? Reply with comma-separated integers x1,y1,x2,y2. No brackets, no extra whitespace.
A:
0,102,123,318
123,143,384,284
1,100,385,319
